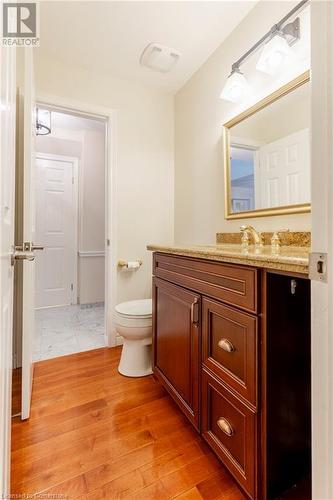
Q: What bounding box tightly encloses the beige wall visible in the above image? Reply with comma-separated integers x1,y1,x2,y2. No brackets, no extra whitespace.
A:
175,2,311,245
35,55,174,308
79,128,105,304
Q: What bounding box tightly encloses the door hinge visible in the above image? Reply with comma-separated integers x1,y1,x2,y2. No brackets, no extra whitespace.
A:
72,177,74,184
70,283,74,291
309,252,327,283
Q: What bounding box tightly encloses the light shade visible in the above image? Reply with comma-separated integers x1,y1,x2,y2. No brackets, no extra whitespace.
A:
220,70,249,103
256,33,291,75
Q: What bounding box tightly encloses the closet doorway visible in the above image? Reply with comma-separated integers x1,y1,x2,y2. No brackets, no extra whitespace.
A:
34,109,107,360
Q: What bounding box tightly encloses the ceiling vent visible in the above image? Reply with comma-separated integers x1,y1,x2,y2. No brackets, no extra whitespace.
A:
140,43,180,73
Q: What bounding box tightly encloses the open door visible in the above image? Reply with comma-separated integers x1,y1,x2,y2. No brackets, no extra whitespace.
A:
17,49,38,420
0,46,16,496
311,2,333,498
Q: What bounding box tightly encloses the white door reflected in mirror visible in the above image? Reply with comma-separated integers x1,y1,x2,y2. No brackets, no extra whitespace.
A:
224,72,311,219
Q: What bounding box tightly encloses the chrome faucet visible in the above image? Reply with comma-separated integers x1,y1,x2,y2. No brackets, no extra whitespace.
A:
240,225,263,248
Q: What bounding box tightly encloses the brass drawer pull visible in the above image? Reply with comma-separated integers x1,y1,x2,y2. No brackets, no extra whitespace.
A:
217,417,234,436
218,338,235,352
191,298,199,325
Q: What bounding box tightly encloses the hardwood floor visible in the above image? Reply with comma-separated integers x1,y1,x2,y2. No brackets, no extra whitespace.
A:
11,347,245,499
11,367,22,416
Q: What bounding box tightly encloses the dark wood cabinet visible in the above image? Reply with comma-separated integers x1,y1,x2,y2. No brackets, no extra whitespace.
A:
152,253,311,500
202,369,257,499
153,277,201,429
154,252,259,313
264,273,311,499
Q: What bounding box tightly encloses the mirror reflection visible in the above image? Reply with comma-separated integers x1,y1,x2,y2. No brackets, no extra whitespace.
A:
226,77,310,217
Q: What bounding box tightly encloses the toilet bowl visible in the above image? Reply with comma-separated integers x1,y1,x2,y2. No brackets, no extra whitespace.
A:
115,299,153,377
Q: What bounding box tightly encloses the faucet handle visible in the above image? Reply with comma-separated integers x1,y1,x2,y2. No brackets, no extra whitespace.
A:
241,230,250,247
240,224,252,232
271,229,290,247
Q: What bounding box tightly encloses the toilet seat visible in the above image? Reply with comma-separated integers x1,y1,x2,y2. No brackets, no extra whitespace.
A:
115,299,152,319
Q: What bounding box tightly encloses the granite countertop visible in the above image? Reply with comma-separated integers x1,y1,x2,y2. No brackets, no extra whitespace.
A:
147,243,310,275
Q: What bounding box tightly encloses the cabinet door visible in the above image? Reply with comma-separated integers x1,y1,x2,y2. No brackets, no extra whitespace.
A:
153,277,200,429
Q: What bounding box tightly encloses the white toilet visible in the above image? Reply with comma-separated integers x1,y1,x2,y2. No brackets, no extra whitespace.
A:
115,299,153,377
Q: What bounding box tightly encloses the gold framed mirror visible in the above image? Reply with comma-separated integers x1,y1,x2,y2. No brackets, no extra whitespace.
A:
223,70,311,219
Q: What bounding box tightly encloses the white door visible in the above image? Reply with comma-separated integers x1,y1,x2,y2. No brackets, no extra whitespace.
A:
259,128,310,208
35,155,78,309
311,2,333,498
21,49,37,420
0,46,16,496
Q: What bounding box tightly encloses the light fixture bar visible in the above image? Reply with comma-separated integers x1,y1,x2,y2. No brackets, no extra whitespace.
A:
230,0,308,73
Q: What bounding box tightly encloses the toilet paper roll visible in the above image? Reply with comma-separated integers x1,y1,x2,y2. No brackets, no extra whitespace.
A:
127,261,141,269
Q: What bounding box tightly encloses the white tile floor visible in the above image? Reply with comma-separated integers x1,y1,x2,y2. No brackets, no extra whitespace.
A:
33,304,106,361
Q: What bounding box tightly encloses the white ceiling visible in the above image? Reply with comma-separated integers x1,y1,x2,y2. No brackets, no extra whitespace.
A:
38,1,257,94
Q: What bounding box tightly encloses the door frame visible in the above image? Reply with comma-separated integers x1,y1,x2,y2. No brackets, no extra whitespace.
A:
36,94,118,348
35,153,79,308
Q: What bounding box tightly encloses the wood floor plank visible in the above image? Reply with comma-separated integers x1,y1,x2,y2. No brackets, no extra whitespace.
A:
12,407,191,486
194,471,246,500
12,384,166,452
174,487,204,500
12,368,22,416
11,347,244,499
11,396,174,462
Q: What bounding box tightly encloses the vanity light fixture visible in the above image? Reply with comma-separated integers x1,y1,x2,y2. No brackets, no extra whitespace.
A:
256,32,291,75
219,67,249,103
256,20,298,75
219,0,308,102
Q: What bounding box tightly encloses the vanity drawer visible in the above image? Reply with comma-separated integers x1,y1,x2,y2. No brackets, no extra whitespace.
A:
202,297,258,408
153,253,258,313
202,369,257,499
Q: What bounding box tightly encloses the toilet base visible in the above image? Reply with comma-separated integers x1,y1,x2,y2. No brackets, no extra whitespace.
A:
118,338,153,377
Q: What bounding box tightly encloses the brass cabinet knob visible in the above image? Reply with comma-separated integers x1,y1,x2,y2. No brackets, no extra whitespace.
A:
218,338,235,352
217,417,234,436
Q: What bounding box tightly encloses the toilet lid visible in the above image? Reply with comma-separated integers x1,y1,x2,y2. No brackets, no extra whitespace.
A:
115,299,152,318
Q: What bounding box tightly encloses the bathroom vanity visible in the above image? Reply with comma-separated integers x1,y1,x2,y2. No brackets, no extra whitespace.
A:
148,242,311,500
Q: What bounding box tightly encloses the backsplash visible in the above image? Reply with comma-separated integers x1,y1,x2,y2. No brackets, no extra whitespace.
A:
216,231,311,247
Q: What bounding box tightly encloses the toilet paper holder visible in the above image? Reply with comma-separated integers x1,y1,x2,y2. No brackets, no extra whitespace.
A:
118,259,142,269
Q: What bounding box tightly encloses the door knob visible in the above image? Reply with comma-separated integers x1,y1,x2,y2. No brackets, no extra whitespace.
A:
11,249,35,266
